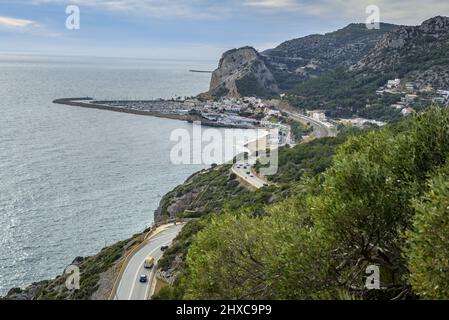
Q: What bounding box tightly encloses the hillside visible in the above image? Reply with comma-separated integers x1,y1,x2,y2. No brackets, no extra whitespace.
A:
207,23,397,97
287,16,449,120
354,16,449,89
208,17,449,122
155,106,449,300
263,23,397,90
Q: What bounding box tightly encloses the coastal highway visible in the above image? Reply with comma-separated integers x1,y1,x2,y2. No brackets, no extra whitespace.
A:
231,161,268,189
230,109,335,190
114,223,185,300
284,110,336,138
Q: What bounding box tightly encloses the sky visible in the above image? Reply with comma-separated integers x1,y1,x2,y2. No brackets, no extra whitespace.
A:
1,0,449,61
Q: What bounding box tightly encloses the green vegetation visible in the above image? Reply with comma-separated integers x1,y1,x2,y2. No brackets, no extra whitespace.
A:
235,70,277,98
157,165,251,220
286,68,403,121
288,120,313,141
153,126,365,293
4,233,146,300
406,165,449,300
157,219,207,272
255,127,366,184
157,106,449,300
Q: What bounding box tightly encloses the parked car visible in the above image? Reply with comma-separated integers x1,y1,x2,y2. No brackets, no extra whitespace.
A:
161,245,169,251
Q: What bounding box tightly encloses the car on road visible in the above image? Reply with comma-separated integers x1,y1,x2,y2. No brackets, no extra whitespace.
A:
161,245,169,251
246,171,251,175
139,274,148,283
249,175,254,178
144,255,154,269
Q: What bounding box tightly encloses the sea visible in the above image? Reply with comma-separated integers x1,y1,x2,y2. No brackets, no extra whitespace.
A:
0,54,254,295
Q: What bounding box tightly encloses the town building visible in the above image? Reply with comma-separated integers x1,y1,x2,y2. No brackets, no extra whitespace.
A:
386,79,401,89
401,107,415,116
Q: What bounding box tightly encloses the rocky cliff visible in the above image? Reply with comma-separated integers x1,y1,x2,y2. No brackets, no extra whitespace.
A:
351,16,449,90
354,16,449,71
264,23,397,89
207,23,397,97
208,46,279,98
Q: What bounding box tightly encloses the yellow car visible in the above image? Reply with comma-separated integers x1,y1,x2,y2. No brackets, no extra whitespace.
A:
144,256,154,269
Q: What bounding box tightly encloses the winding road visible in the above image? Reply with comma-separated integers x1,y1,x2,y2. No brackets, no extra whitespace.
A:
114,108,336,298
114,223,185,300
231,162,268,189
284,110,336,138
230,109,336,189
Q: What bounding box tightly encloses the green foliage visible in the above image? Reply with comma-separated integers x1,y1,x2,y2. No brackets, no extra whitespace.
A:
406,166,449,300
256,127,366,184
157,219,207,272
288,120,313,141
286,67,403,121
184,210,277,299
310,106,449,296
35,235,137,300
165,106,449,300
159,165,250,219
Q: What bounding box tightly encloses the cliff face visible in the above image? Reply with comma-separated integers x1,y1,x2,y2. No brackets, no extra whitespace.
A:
264,23,397,86
207,16,449,100
209,46,279,98
352,16,449,89
208,24,396,96
354,16,449,71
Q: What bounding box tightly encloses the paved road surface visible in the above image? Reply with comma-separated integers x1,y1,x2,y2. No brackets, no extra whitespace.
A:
115,223,184,300
284,110,336,138
231,162,267,189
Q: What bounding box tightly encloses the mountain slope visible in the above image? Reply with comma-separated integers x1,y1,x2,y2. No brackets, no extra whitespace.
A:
207,23,397,98
263,23,398,90
353,16,449,89
287,16,449,120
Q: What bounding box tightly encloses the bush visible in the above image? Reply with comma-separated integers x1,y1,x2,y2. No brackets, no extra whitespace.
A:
406,166,449,300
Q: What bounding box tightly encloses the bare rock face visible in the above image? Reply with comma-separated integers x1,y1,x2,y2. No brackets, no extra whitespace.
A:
209,46,279,98
353,16,449,72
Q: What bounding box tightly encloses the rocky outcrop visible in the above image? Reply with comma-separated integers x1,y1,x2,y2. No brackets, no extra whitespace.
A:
265,23,397,75
207,24,396,96
354,16,449,72
209,46,279,98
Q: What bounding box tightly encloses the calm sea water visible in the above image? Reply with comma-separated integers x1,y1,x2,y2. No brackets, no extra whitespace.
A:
0,54,245,295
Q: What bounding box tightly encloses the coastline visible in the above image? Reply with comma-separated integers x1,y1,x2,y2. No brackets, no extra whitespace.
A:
53,98,257,130
2,98,264,299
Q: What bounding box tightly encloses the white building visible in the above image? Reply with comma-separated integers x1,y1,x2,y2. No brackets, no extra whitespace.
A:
267,109,281,117
401,107,415,116
433,97,446,104
405,82,415,92
338,118,386,128
405,94,418,104
307,110,327,122
386,79,401,89
437,90,449,99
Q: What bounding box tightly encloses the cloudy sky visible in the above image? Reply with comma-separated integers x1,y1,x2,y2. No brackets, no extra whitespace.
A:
1,0,449,60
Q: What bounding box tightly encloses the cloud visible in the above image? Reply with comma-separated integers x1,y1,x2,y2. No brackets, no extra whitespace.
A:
243,0,297,9
31,0,230,19
241,0,449,26
29,0,449,24
318,0,449,24
0,16,35,28
0,15,62,37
